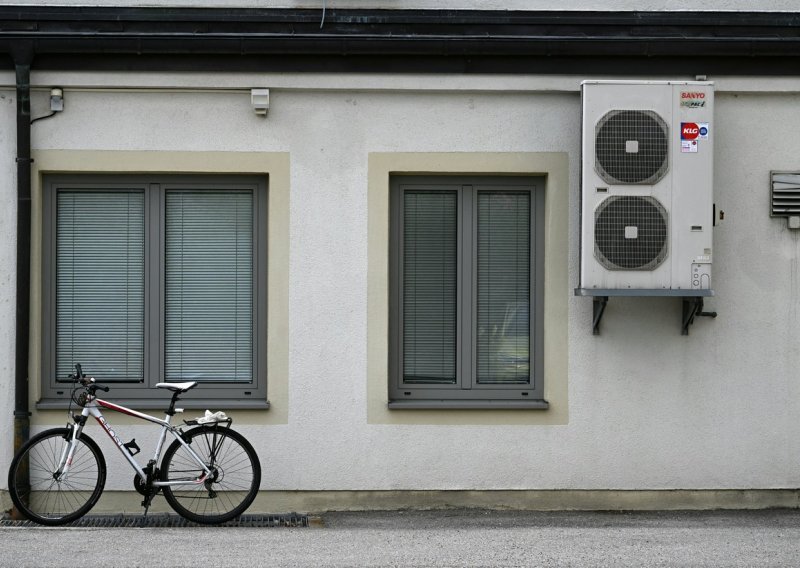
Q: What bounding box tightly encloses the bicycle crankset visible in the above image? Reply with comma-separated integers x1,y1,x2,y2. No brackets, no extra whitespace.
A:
133,472,160,497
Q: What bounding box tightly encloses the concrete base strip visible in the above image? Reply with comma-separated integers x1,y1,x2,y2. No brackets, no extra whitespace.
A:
2,489,799,516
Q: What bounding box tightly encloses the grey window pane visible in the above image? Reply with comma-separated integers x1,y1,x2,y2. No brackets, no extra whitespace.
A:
56,191,145,382
476,192,531,385
402,191,457,384
165,190,253,382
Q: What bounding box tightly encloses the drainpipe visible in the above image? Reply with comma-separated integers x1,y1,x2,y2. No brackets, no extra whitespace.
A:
12,47,32,518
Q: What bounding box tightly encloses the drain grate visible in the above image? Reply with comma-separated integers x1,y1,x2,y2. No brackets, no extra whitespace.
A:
0,512,311,528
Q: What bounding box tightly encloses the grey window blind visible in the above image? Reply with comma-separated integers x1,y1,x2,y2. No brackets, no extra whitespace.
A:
476,192,531,385
165,190,253,382
402,191,457,384
56,191,145,382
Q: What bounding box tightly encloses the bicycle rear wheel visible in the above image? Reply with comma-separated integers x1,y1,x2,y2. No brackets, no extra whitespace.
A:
7,428,106,526
161,425,260,524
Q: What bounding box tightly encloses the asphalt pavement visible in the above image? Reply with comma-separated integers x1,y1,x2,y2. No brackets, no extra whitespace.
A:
2,509,800,567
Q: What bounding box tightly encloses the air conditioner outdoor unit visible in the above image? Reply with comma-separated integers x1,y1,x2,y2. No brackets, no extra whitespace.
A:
579,80,714,293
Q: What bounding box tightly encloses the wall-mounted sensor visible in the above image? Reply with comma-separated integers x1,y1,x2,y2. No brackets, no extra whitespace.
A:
50,88,64,112
251,88,269,116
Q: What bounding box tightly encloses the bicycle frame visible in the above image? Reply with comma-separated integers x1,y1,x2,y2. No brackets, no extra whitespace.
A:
57,396,213,488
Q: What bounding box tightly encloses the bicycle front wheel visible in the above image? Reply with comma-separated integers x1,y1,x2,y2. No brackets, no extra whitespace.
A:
161,425,261,524
7,428,106,526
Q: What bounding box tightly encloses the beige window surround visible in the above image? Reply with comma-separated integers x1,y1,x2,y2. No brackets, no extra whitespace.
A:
28,150,290,425
367,152,569,426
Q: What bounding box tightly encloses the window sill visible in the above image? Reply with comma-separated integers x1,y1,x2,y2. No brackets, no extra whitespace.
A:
388,399,549,410
36,398,270,411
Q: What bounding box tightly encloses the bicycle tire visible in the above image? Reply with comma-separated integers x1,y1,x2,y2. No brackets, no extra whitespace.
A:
7,427,106,526
160,425,260,524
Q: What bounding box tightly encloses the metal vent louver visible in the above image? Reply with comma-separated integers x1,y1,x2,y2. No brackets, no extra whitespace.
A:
771,172,800,217
595,110,669,185
594,195,668,270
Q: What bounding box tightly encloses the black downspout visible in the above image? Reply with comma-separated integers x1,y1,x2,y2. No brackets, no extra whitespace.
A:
12,46,32,519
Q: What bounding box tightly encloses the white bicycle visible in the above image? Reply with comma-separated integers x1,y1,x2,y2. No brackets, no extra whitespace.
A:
7,363,261,526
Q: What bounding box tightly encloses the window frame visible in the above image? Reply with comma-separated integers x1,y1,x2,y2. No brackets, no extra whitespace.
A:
389,175,545,407
40,174,268,408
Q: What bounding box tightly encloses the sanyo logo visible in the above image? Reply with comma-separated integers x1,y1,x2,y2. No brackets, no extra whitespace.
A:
680,91,707,108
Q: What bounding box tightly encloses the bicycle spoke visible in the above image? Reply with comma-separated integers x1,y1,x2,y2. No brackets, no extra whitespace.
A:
161,427,260,524
9,429,106,525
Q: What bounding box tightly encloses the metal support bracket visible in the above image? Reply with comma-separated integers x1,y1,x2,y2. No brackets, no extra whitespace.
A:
681,296,718,336
592,296,608,336
576,289,716,336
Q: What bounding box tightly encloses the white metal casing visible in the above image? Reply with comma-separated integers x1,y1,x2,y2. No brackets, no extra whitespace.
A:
579,80,714,292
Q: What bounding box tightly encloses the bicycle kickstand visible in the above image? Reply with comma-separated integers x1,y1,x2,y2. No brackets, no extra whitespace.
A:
138,491,159,527
142,498,151,518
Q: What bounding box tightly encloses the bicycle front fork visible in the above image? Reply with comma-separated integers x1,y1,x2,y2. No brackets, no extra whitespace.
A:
54,421,84,480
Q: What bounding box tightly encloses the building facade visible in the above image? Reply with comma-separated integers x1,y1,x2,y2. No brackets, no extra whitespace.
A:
2,1,800,514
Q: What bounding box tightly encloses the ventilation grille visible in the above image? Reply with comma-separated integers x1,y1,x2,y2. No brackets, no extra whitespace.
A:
0,513,312,528
771,172,800,217
594,195,668,271
595,110,669,185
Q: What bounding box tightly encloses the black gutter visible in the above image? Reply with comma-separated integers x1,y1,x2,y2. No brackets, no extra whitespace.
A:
12,41,32,519
0,9,798,74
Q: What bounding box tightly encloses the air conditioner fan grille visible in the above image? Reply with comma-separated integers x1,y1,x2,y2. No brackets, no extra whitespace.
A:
595,110,669,185
594,195,668,271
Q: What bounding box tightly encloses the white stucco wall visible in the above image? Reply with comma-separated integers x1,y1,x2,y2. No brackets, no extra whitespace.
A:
3,72,800,496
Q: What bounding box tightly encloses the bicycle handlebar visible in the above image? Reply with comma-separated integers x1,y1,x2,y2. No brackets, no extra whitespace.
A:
71,363,110,392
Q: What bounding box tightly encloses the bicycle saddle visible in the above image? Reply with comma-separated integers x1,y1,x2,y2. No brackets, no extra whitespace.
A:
155,381,198,393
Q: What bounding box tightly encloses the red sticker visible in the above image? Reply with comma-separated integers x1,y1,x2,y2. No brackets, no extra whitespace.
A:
681,122,700,140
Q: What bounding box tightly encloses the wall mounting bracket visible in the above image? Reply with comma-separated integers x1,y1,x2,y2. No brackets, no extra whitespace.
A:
681,296,718,336
575,289,716,336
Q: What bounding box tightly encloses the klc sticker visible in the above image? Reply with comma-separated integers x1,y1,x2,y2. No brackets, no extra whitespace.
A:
681,122,709,141
681,122,700,140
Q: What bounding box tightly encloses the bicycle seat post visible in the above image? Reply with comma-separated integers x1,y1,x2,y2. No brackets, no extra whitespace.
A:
166,391,181,417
